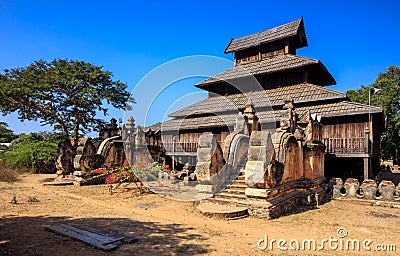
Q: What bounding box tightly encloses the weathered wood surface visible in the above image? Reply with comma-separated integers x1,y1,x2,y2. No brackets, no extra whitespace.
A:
68,224,137,243
46,224,137,251
42,181,74,186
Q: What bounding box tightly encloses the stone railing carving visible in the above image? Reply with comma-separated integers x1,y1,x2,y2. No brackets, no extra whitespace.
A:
330,178,400,201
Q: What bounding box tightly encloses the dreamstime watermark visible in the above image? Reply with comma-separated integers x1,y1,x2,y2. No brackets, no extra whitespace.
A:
257,228,396,252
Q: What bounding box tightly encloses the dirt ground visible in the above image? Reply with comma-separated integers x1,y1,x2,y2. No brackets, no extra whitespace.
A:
1,174,400,255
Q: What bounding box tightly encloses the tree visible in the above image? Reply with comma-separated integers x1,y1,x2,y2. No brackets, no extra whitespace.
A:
0,121,18,143
0,59,134,146
346,65,400,163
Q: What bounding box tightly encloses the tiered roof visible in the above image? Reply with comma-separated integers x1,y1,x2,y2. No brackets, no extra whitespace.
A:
171,83,345,117
159,18,382,132
225,18,307,53
196,54,335,88
162,100,382,131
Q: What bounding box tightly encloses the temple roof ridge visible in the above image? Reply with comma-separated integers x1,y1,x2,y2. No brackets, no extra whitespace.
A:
225,18,307,53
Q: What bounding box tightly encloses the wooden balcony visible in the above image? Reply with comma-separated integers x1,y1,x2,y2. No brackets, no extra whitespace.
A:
162,141,198,156
324,137,370,157
163,138,371,158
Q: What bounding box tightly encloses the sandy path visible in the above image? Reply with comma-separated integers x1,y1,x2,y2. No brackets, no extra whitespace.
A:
1,174,400,255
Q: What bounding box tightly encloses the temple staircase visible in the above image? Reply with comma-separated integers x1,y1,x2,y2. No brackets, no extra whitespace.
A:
198,166,264,219
207,167,247,203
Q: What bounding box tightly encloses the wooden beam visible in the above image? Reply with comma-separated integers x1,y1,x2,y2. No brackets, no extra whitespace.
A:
364,157,369,180
46,225,120,251
46,224,137,251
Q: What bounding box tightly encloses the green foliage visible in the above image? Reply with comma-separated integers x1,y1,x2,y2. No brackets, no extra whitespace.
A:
0,59,134,145
1,132,58,173
347,65,400,163
0,121,18,143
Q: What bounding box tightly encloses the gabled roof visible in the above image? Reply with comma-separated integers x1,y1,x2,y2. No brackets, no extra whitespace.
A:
195,54,335,88
225,18,307,53
161,101,382,131
170,83,346,118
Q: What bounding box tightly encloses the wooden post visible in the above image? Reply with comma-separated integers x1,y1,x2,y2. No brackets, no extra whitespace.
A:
285,40,289,54
172,136,176,171
364,157,369,180
365,128,370,153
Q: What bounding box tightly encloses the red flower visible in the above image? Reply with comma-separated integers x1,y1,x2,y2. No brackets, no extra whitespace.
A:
163,165,169,169
105,177,116,184
93,168,108,174
138,164,148,169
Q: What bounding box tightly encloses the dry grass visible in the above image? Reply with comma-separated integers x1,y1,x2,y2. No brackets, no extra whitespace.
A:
0,165,19,183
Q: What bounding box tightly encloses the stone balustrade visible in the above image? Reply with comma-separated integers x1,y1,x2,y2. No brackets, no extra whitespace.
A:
330,178,400,201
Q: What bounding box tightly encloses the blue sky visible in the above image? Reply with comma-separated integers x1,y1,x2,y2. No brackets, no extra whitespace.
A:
0,0,399,135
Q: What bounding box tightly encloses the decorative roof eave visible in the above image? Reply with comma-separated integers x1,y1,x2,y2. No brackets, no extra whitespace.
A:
224,18,308,54
169,83,346,118
195,55,335,88
317,61,336,85
162,101,383,131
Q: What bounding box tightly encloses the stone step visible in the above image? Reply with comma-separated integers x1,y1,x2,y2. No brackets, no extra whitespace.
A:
226,184,247,191
197,201,249,219
205,197,248,206
231,179,246,186
237,175,245,180
223,188,246,195
215,192,247,200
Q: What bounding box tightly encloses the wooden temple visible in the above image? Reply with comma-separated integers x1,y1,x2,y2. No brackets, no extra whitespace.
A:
158,18,384,181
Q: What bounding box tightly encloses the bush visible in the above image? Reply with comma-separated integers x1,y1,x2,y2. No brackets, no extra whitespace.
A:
1,133,59,173
0,164,19,183
90,162,170,194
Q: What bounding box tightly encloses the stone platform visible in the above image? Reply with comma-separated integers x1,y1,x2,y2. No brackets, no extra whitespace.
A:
198,177,328,219
197,201,249,219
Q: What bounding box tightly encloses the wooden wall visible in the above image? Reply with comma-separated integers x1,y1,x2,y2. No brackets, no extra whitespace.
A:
322,121,369,139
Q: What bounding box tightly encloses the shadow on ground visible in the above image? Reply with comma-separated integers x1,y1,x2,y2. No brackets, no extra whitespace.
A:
0,215,210,256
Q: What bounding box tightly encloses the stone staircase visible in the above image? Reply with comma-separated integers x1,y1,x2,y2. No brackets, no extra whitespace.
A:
206,167,248,204
197,167,248,219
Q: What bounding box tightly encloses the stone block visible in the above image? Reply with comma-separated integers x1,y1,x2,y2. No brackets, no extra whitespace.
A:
195,184,218,194
249,131,270,146
378,180,395,201
195,162,210,180
329,177,343,199
343,178,359,198
197,133,215,148
196,148,213,163
359,179,377,200
245,160,266,188
245,188,268,198
247,146,273,162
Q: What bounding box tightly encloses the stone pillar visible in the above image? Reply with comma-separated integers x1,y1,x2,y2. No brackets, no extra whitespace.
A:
123,117,136,166
194,133,225,195
243,101,259,135
55,139,75,178
244,131,275,188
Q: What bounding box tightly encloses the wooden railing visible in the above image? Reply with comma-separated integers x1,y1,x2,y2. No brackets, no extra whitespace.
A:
324,137,369,154
162,142,198,153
